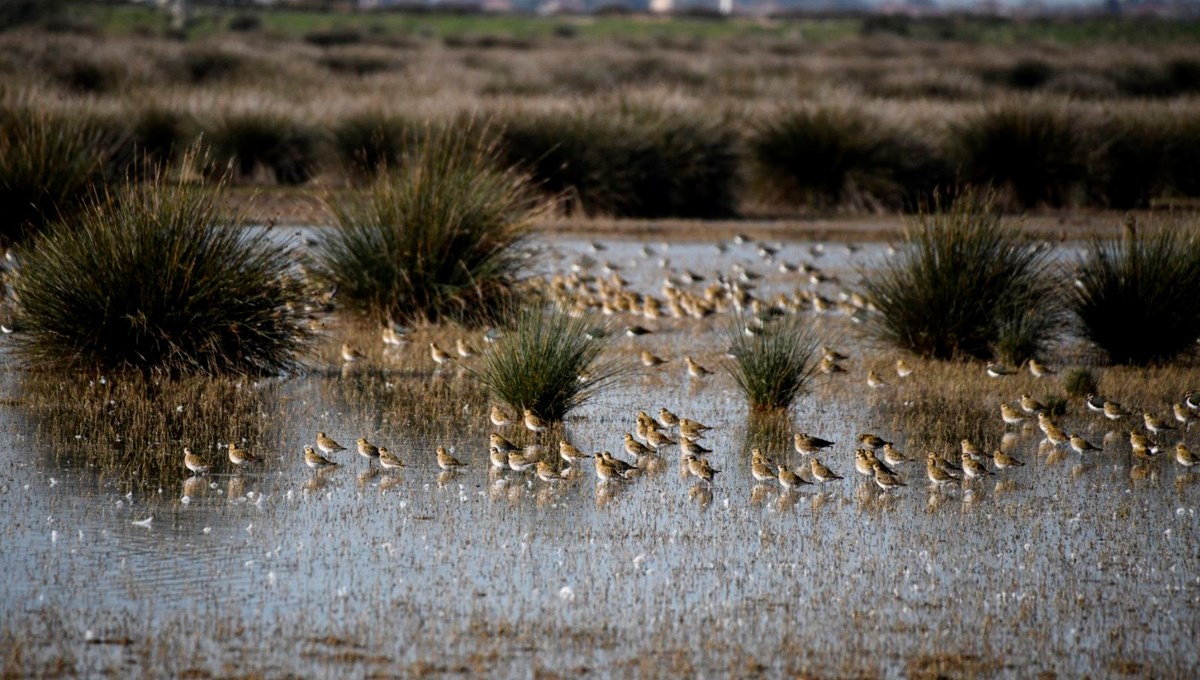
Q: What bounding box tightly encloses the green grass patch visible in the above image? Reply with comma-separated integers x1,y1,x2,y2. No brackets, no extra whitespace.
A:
723,312,821,413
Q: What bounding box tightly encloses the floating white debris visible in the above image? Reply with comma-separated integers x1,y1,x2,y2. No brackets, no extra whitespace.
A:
558,586,575,602
181,496,191,504
132,517,153,529
51,530,58,543
202,527,211,534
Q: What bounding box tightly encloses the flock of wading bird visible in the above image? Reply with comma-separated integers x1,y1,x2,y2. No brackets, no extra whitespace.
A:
178,236,1200,494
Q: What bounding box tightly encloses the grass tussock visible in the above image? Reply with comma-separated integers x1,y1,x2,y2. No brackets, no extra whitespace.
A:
468,305,629,422
317,126,544,325
0,107,116,247
203,110,321,186
1072,219,1200,365
747,107,947,212
724,313,821,412
331,111,418,182
861,190,1058,363
12,165,311,375
498,106,739,219
953,103,1089,209
1063,367,1099,398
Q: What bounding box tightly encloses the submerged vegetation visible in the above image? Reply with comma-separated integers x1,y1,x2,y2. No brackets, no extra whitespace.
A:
1072,219,1200,365
468,304,629,422
12,167,311,375
861,191,1058,362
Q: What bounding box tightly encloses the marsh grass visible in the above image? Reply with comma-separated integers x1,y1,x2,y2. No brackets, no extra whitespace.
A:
467,305,630,422
747,107,946,211
497,106,738,218
741,410,795,460
317,126,544,325
0,107,115,246
331,111,417,182
954,103,1088,209
22,373,283,484
12,164,311,375
1063,367,1099,398
1072,220,1200,365
203,110,321,185
861,190,1058,362
723,312,821,412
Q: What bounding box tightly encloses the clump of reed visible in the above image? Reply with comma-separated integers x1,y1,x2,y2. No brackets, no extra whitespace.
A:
723,312,821,412
953,103,1089,209
747,107,947,212
1071,219,1200,365
1063,367,1098,399
11,163,311,375
316,126,544,325
861,190,1058,363
202,110,321,185
0,107,116,247
467,305,628,423
497,106,739,219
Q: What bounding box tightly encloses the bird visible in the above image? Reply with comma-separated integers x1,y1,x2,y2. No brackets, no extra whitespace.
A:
1085,394,1106,413
227,441,259,467
855,449,879,477
490,433,522,454
680,438,712,457
1173,403,1197,430
183,447,211,475
379,448,404,470
1043,422,1070,447
490,405,515,427
961,454,992,479
508,450,537,472
594,452,628,482
381,325,407,347
809,457,843,483
1027,359,1055,378
926,454,959,487
1000,403,1027,425
1186,391,1200,411
455,338,477,359
436,446,466,470
489,446,509,469
304,446,338,470
777,464,812,490
357,438,381,463
679,418,712,434
316,432,347,456
429,342,453,366
1175,443,1198,467
1103,401,1130,421
960,438,984,461
1069,434,1102,454
987,362,1014,378
872,460,907,490
992,449,1025,469
341,343,365,362
559,441,591,466
658,408,680,428
895,359,913,379
684,454,719,485
645,429,677,451
819,355,846,374
641,350,667,368
1020,394,1047,414
535,461,566,483
751,449,777,482
822,346,848,362
866,370,888,389
685,356,713,377
881,442,912,466
857,433,892,450
1144,412,1177,434
794,432,835,455
1129,431,1160,458
523,409,549,433
623,434,654,458
602,452,638,479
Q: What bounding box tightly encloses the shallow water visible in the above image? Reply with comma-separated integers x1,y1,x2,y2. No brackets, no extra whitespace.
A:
1,236,1198,677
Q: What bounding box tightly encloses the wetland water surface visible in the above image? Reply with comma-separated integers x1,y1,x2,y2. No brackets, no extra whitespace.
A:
1,237,1198,677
